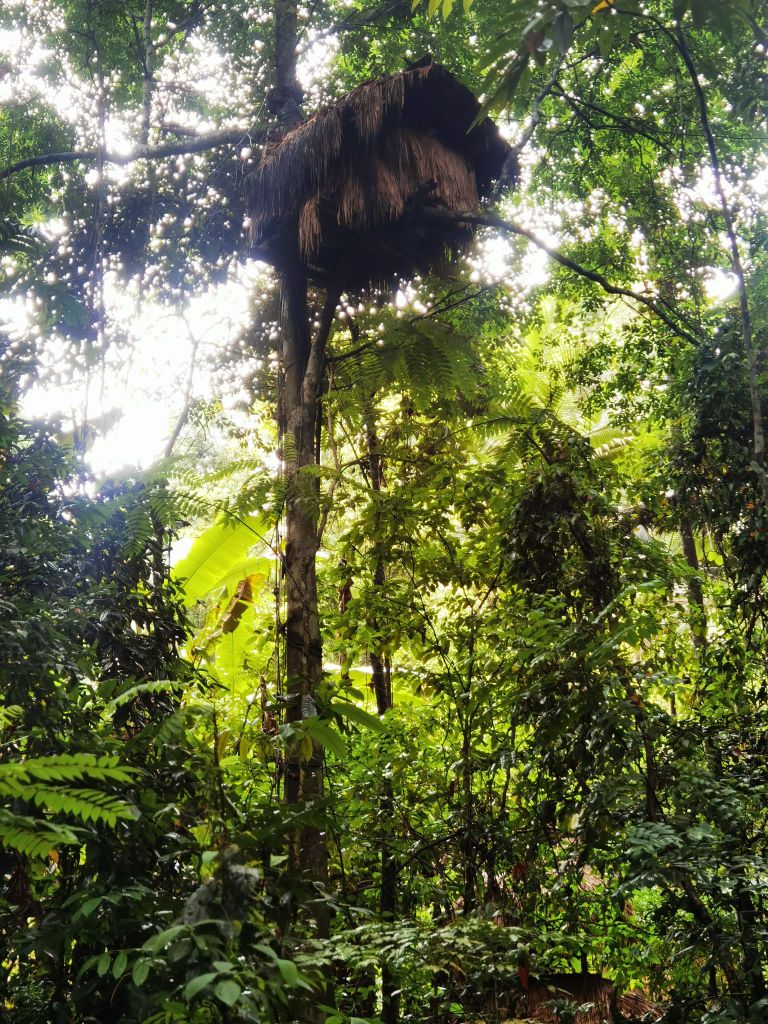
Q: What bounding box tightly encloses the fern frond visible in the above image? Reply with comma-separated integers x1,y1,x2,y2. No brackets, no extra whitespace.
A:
593,434,635,461
588,422,632,449
587,422,636,461
0,754,137,790
150,704,209,748
106,679,185,712
0,705,22,730
173,490,215,522
517,362,558,410
199,455,267,485
0,755,140,848
0,809,80,858
148,489,182,529
282,432,298,465
122,503,156,555
28,787,139,827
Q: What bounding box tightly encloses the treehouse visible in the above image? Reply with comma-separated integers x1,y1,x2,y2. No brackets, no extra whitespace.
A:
246,57,510,290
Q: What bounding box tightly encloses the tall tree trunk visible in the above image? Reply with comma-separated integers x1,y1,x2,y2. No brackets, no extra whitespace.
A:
139,0,154,146
280,268,330,934
270,0,336,943
461,711,475,914
272,0,304,128
733,875,766,1006
364,407,399,1024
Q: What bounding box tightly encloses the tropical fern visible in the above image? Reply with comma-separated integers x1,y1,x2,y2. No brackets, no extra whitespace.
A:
0,810,80,859
150,704,209,749
0,704,22,731
332,314,478,407
282,431,298,465
588,422,636,461
0,754,137,788
24,787,138,827
0,755,140,857
0,217,42,258
106,679,186,712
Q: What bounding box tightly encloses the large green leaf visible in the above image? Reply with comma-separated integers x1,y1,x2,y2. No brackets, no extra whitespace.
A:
331,701,385,732
173,515,272,605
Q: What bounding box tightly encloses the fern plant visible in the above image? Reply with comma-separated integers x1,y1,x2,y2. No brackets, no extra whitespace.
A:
0,755,139,857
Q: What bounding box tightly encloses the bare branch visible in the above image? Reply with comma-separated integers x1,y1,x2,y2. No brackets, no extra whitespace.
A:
493,59,564,194
0,128,266,181
295,0,405,56
164,320,200,460
421,207,702,348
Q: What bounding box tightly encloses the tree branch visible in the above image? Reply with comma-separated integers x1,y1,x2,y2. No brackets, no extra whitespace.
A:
295,0,405,56
672,24,768,508
551,85,675,156
493,59,563,195
421,208,702,347
0,128,265,180
164,327,199,459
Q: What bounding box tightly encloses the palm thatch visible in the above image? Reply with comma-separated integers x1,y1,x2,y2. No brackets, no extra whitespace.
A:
509,975,662,1024
246,57,509,288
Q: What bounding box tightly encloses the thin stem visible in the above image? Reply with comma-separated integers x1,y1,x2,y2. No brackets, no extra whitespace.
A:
164,326,200,459
140,0,155,146
672,24,768,506
493,59,564,196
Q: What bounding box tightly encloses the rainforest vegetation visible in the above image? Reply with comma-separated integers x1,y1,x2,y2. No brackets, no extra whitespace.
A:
1,0,767,1022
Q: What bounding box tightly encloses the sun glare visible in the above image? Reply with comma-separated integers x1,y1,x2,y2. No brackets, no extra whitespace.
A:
18,269,262,477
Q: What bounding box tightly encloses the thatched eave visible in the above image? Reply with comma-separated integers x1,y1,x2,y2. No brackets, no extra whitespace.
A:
246,57,510,289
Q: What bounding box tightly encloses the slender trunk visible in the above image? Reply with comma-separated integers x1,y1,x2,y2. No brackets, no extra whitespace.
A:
678,875,741,1000
461,716,475,914
364,407,399,1024
733,876,765,1005
674,26,768,509
272,0,304,128
366,411,392,716
461,638,476,915
280,272,339,938
679,518,707,650
140,0,154,146
625,669,741,997
269,0,337,947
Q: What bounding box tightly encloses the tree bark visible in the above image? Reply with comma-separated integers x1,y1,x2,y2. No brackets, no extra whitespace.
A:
270,0,336,947
280,268,330,935
271,0,305,128
679,518,707,651
139,0,154,146
364,407,399,1024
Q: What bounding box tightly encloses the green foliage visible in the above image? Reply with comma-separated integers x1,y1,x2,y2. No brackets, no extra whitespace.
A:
3,0,768,1021
413,0,759,110
0,755,139,851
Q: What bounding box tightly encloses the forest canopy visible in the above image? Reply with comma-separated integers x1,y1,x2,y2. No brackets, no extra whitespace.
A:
1,1,767,1023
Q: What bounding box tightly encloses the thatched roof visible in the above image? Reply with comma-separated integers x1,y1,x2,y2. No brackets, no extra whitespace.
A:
510,975,662,1024
246,57,509,288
